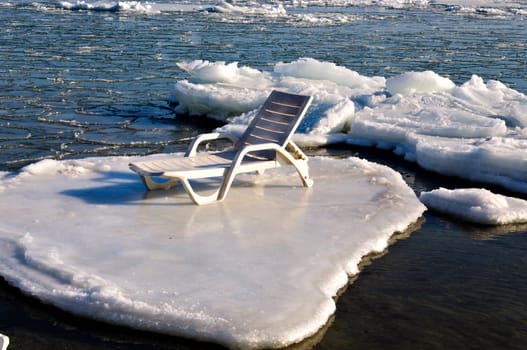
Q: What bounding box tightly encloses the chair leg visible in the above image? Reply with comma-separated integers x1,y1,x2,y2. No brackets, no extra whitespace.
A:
217,166,240,202
274,147,314,188
141,176,179,190
142,175,222,205
179,178,222,205
292,159,314,187
141,174,225,205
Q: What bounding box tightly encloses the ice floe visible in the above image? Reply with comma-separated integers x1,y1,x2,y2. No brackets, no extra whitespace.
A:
0,155,425,349
420,188,527,225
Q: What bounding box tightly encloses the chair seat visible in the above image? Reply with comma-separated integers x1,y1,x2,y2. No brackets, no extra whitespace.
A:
130,151,278,179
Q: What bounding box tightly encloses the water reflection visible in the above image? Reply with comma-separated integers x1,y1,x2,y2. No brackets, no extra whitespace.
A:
457,221,527,241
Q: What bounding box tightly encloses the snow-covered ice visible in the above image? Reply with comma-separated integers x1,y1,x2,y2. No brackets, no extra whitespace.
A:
420,188,527,225
0,155,425,349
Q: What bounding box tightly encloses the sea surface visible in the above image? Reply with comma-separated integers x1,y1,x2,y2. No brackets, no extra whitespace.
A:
1,1,527,349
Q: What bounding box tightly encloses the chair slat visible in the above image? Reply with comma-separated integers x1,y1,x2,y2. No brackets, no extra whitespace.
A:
269,93,307,107
253,119,290,134
259,112,293,125
245,131,282,144
265,104,301,117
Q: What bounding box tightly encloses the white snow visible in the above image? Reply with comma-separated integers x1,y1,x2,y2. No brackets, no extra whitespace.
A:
0,155,425,349
169,58,527,194
420,188,527,225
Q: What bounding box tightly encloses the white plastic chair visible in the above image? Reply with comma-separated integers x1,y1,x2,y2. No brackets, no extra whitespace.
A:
129,90,313,205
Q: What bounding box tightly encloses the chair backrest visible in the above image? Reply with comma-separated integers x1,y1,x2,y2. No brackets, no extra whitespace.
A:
235,90,312,160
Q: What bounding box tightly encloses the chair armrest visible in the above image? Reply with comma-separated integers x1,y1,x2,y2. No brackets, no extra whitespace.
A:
234,142,307,164
232,143,296,166
185,132,239,157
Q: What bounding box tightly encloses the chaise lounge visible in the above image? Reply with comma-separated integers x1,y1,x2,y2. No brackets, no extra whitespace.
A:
129,90,314,205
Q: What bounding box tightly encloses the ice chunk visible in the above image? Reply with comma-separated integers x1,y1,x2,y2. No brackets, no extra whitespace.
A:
420,188,527,225
386,71,456,95
58,1,158,14
414,136,527,193
275,57,385,90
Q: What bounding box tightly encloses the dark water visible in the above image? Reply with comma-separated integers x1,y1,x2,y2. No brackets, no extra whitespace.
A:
2,1,527,349
314,147,527,350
